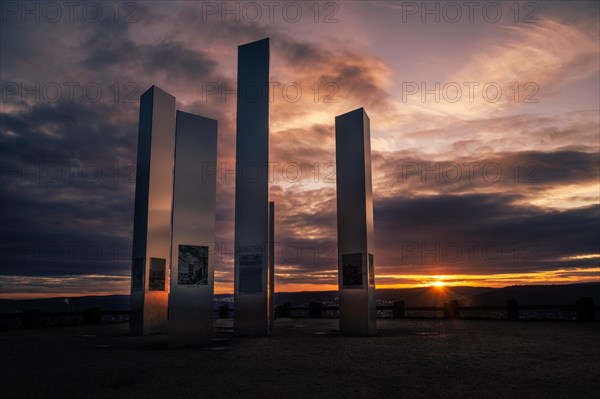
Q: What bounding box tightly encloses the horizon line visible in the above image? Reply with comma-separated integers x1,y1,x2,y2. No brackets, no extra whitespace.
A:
2,281,599,300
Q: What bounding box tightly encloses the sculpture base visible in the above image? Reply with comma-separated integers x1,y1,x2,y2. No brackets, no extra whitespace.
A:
339,288,377,336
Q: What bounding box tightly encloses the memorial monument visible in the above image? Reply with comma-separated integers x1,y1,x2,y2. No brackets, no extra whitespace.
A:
168,111,218,346
130,86,176,335
234,38,271,336
335,107,377,336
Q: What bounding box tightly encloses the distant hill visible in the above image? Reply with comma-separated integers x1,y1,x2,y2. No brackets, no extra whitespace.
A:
0,295,131,313
461,283,600,306
1,288,481,312
376,286,493,306
1,283,597,312
273,286,494,307
275,291,338,305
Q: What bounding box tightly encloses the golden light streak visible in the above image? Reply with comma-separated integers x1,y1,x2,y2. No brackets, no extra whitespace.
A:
561,254,600,260
526,183,600,210
375,267,600,289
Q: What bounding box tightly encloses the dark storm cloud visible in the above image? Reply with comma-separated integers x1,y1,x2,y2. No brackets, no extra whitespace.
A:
0,3,226,282
373,149,600,197
239,186,600,286
271,124,334,169
261,147,599,282
81,19,218,83
1,99,135,160
142,42,217,81
273,38,328,66
266,188,599,281
400,111,600,155
315,59,392,111
1,99,136,277
374,194,599,275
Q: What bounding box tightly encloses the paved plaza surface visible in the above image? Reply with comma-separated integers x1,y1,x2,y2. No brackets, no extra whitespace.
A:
2,318,599,398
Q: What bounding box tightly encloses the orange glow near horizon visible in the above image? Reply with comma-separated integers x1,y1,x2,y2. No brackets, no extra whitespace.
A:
374,268,600,290
0,292,129,300
212,268,599,294
1,267,598,299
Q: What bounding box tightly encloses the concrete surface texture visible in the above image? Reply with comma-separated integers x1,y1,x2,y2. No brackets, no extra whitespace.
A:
2,318,599,398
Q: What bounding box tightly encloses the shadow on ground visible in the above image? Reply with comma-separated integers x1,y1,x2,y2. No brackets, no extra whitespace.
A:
2,318,599,398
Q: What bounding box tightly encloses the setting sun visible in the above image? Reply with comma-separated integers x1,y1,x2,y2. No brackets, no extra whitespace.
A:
432,281,445,288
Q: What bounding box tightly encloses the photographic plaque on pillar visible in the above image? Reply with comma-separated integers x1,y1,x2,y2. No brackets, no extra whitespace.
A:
239,253,263,293
148,258,166,291
168,111,218,347
177,245,209,286
130,86,176,335
342,253,363,288
335,107,376,336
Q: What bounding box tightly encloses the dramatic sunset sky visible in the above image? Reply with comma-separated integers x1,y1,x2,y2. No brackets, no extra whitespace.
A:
1,1,599,298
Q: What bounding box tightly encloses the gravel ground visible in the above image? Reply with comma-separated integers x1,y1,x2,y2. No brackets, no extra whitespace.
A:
1,318,599,399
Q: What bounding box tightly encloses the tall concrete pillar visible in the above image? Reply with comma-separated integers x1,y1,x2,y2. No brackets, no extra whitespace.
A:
130,86,176,335
234,38,270,336
168,111,218,347
335,107,376,336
